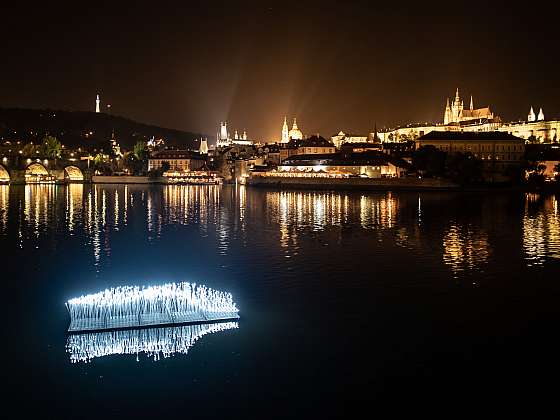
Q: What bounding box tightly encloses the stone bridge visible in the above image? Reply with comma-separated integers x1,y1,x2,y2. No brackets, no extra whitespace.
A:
0,160,91,184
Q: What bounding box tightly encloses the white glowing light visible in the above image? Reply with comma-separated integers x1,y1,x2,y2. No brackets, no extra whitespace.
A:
66,321,238,363
66,282,239,332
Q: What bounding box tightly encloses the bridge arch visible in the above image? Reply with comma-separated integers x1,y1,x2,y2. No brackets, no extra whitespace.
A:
25,162,53,184
64,165,84,182
0,164,9,183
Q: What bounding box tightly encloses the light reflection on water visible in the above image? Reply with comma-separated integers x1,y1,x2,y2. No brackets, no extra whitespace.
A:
0,185,559,275
66,321,239,363
523,194,560,266
443,224,491,275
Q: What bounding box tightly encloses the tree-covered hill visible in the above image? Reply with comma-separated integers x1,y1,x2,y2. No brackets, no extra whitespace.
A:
0,107,205,151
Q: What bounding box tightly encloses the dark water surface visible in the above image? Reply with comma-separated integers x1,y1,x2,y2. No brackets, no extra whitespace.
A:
1,184,559,417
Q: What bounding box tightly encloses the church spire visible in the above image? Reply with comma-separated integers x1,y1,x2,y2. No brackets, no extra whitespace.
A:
537,108,545,121
281,116,289,143
470,95,473,111
528,107,536,122
95,94,100,113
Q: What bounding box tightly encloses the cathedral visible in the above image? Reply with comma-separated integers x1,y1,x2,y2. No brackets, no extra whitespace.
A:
375,88,558,144
281,117,304,143
444,89,495,124
216,122,252,147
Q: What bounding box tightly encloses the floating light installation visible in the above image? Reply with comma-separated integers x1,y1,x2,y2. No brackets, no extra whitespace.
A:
66,321,238,363
66,282,239,332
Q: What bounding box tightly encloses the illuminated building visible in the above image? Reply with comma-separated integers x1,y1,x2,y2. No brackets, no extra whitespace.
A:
95,94,100,113
288,118,303,140
378,88,559,143
216,122,253,147
199,138,209,155
279,135,336,162
148,150,206,172
277,152,408,178
415,131,525,175
281,117,289,143
444,89,495,125
331,131,381,148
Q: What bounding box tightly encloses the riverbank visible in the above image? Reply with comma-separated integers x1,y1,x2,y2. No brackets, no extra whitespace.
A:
247,175,461,191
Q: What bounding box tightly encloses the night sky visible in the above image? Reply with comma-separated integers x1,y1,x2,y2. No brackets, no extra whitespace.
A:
2,1,559,142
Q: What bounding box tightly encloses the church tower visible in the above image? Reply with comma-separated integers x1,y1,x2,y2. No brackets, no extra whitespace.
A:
199,138,208,155
528,107,536,122
217,122,230,147
450,88,463,123
470,95,474,111
95,94,100,113
281,116,289,143
444,98,452,125
537,108,545,121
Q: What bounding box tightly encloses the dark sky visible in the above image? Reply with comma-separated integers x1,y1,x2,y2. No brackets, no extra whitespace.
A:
2,1,559,142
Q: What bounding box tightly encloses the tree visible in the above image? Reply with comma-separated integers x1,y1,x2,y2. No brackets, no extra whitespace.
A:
41,135,62,164
123,151,145,175
133,141,147,161
21,143,38,157
412,145,446,176
445,152,483,185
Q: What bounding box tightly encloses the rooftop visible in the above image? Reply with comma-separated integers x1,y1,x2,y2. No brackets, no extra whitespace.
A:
286,135,334,148
150,149,204,159
282,151,410,168
417,131,524,141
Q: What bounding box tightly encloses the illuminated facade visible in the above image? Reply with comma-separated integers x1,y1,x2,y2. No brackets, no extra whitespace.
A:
415,131,525,173
282,117,289,143
148,150,206,172
279,135,336,162
444,89,495,125
199,138,209,155
378,88,559,143
216,122,253,147
288,118,303,140
277,152,408,178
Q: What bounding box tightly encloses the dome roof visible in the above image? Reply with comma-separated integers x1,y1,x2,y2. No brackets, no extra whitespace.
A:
288,118,303,140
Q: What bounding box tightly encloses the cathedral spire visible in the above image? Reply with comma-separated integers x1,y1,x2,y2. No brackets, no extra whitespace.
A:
95,94,100,113
470,95,473,111
282,116,289,143
537,108,545,121
528,107,536,122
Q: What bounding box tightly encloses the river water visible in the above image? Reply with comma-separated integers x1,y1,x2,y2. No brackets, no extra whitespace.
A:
1,184,559,417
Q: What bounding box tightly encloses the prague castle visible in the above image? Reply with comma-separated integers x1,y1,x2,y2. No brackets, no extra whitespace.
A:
216,121,252,148
443,89,495,125
372,88,559,144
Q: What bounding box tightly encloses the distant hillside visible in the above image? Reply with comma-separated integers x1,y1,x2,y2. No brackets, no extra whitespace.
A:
0,107,204,151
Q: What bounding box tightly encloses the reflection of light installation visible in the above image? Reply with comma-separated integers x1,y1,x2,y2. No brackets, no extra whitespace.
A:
67,282,240,332
66,321,238,363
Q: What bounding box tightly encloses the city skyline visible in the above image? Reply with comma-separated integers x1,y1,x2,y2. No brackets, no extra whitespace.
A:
1,2,559,141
